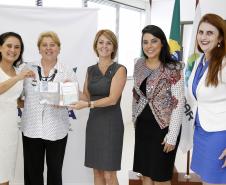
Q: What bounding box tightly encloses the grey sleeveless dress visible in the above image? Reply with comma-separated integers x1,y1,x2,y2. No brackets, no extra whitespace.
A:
85,62,125,171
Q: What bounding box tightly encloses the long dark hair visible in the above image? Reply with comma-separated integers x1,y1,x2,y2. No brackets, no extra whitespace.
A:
197,13,226,86
141,25,176,65
0,32,24,67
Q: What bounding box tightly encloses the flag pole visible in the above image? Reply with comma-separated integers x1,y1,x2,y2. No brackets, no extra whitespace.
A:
184,151,191,179
184,0,199,180
149,0,152,7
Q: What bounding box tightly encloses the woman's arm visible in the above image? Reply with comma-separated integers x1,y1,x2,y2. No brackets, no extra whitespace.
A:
163,67,185,152
0,70,34,95
70,66,127,110
91,66,127,107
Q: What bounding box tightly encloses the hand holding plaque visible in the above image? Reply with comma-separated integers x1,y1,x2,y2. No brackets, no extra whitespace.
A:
39,81,79,106
60,82,79,106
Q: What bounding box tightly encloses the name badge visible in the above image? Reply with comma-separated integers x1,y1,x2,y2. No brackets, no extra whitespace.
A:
40,81,58,93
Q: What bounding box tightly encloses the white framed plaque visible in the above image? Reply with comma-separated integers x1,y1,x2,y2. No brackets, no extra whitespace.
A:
39,82,60,105
39,81,79,106
60,82,79,106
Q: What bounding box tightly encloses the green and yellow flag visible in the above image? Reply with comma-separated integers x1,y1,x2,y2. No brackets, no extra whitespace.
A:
185,0,200,85
168,0,181,61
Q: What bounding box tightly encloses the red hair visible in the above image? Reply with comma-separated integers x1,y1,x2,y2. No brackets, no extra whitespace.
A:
197,13,226,86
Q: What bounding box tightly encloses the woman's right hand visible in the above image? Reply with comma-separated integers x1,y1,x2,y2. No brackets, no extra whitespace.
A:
17,98,24,108
17,69,35,80
68,100,88,110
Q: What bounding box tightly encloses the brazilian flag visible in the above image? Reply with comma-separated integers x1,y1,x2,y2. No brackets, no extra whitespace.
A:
168,0,181,62
185,1,201,85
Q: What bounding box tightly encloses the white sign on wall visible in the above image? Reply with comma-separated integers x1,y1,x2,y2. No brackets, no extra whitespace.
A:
0,5,97,185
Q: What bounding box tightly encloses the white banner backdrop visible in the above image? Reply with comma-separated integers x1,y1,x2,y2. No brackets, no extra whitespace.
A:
0,5,97,185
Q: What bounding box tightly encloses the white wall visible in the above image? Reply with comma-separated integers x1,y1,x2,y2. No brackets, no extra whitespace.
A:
200,0,226,17
0,5,98,185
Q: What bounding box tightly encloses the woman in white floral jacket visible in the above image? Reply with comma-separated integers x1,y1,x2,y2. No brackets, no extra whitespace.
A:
132,25,184,185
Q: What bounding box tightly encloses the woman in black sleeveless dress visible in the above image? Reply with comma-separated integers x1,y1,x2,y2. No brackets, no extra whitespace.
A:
70,29,127,185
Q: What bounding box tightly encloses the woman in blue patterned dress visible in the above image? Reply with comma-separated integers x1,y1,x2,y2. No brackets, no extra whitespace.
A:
187,13,226,184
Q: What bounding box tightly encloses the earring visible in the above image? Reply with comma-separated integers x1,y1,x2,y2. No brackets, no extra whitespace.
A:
217,42,221,48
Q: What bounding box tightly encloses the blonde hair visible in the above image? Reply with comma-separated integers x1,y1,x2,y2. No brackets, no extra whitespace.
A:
93,29,118,59
37,31,61,49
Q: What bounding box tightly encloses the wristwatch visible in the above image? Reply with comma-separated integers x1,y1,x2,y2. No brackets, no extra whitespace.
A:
88,101,95,108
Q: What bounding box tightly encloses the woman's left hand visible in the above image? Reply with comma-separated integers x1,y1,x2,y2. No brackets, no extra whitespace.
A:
17,98,24,108
219,148,226,168
68,101,88,110
162,140,175,153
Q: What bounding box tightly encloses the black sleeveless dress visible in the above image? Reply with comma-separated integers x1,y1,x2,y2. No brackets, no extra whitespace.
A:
85,62,125,171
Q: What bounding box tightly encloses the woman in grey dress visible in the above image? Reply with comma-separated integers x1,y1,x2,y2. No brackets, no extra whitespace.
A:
70,29,127,185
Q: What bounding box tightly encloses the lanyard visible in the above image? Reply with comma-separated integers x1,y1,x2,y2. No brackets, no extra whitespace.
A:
37,66,57,82
192,55,209,99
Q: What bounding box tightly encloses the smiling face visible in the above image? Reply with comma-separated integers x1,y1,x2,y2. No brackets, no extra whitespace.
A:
197,22,221,58
142,33,162,60
39,36,60,61
96,35,114,59
0,36,21,65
